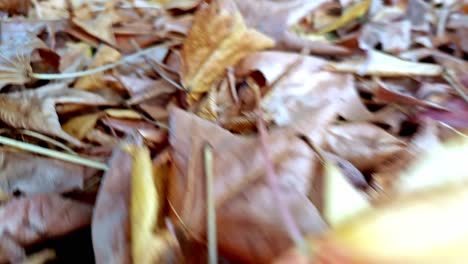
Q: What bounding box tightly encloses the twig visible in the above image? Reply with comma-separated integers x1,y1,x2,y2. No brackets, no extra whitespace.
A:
31,44,171,80
0,135,108,170
203,143,218,264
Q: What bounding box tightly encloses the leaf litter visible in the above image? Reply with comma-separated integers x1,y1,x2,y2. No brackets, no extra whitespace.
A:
0,0,466,263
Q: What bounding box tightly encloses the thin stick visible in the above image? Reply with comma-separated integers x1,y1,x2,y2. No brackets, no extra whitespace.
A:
31,44,170,80
0,135,108,170
203,143,217,264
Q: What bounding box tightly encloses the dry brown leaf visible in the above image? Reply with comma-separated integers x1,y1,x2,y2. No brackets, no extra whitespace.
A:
0,194,92,263
0,0,30,15
168,108,326,263
233,0,350,55
0,149,96,195
181,0,274,94
237,51,373,125
324,122,406,171
92,136,179,264
0,82,109,146
72,9,119,46
92,140,133,264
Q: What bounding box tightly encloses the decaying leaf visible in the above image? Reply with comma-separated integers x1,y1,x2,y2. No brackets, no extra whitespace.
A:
325,50,443,77
0,194,92,263
0,82,109,146
0,149,95,195
168,108,326,263
181,0,274,94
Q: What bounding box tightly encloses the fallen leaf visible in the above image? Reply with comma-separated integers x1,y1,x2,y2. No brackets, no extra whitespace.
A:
324,122,406,171
72,9,119,46
0,149,95,195
233,0,350,55
0,82,108,146
168,108,326,263
419,98,468,128
74,45,121,90
325,50,444,77
0,0,30,15
181,0,274,94
0,194,92,263
105,109,142,119
62,112,103,140
92,136,180,264
237,51,373,125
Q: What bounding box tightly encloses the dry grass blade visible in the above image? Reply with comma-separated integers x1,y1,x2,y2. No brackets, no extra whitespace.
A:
203,143,217,264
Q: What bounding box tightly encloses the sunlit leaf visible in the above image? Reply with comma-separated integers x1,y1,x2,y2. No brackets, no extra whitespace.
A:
181,0,274,95
323,161,370,227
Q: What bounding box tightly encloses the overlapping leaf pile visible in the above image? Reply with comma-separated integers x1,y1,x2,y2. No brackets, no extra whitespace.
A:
0,0,467,263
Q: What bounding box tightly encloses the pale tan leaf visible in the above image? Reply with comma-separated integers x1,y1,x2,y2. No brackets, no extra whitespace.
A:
0,82,109,146
181,0,274,94
72,10,118,46
325,50,443,77
62,112,103,140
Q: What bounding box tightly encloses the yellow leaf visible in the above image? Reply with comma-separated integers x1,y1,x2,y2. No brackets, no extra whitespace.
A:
74,45,121,90
327,182,468,263
105,109,142,119
125,143,178,263
318,0,372,34
181,0,274,95
62,113,103,140
323,161,370,227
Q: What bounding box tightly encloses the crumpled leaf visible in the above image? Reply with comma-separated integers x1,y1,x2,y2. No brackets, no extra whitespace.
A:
237,51,373,125
92,136,180,264
181,0,274,94
0,82,109,146
325,50,443,77
168,108,326,263
233,0,350,55
324,122,406,171
0,194,92,263
0,149,96,195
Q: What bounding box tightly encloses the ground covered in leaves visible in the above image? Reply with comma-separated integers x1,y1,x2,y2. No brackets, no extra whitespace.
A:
0,0,467,263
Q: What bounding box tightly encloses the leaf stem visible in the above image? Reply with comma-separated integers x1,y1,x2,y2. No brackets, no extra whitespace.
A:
30,44,169,80
0,135,108,170
203,143,218,264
